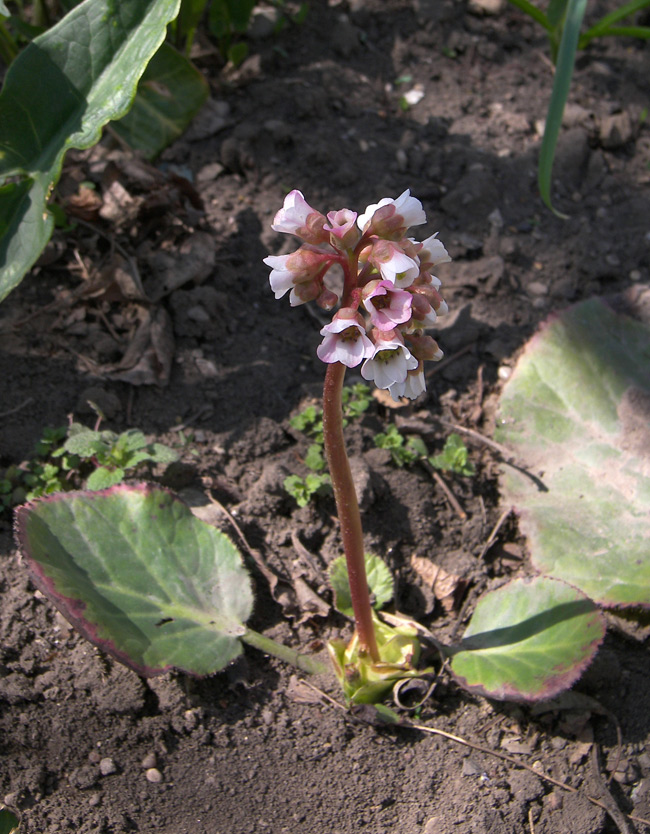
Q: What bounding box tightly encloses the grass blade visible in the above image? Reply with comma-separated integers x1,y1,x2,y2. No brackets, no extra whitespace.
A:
538,0,588,217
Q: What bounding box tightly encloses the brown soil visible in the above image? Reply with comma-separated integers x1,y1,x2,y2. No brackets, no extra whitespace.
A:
1,2,649,832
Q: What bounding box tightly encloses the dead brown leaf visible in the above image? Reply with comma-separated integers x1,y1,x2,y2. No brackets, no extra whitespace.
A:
104,305,174,386
143,232,217,301
372,387,409,409
65,185,103,222
410,554,463,612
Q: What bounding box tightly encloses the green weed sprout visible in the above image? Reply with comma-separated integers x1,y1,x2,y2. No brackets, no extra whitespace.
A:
0,418,178,516
506,0,650,215
429,434,475,477
284,384,371,507
375,425,475,477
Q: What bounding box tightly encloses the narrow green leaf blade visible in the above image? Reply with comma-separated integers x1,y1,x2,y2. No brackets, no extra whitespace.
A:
538,0,588,217
581,0,650,42
497,299,650,608
0,0,181,302
15,484,253,676
450,577,605,702
112,42,209,159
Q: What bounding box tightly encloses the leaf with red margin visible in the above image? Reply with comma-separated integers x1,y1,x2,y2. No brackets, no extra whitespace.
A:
496,299,650,608
449,576,605,702
14,484,253,677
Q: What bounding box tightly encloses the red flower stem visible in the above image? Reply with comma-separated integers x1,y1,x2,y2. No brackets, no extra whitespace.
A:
322,361,380,662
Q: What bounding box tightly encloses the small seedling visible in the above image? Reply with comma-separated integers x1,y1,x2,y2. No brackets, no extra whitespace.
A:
283,472,331,508
58,422,178,490
285,384,371,506
429,433,475,477
375,424,427,468
0,417,178,516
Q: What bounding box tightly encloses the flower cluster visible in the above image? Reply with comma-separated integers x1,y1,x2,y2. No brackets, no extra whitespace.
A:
264,190,450,401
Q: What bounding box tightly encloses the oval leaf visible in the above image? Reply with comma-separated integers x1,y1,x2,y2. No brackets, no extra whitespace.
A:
450,576,605,702
497,299,650,608
14,483,253,677
329,552,393,617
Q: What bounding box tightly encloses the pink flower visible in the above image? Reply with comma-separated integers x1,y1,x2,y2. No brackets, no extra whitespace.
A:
362,279,412,331
263,246,333,306
357,190,426,238
272,190,328,245
361,331,418,389
389,364,426,401
324,208,360,249
317,309,374,368
367,239,420,287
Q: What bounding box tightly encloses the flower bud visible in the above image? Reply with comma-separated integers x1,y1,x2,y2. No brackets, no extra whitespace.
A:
404,333,443,361
324,209,360,250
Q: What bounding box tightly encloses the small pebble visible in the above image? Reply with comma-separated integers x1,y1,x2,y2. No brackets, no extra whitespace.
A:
145,768,163,784
141,753,157,770
629,269,642,281
99,758,117,776
527,281,548,296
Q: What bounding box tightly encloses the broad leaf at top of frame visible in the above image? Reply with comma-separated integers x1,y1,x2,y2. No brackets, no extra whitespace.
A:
329,553,393,617
497,298,650,608
112,42,209,160
14,483,253,676
450,576,605,702
0,0,181,303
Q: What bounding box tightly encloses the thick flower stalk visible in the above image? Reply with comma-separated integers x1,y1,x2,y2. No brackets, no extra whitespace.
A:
264,189,450,665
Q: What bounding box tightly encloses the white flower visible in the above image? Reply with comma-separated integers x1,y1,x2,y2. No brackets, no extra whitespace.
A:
368,240,420,287
317,310,374,368
418,233,451,268
389,366,426,401
263,246,333,305
357,189,426,235
271,190,327,244
361,334,418,390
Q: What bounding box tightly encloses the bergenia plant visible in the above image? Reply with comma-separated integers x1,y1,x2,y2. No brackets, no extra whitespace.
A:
264,189,450,699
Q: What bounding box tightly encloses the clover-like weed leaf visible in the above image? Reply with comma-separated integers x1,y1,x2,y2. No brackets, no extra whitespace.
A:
14,484,253,677
450,576,605,702
329,552,393,617
497,299,650,608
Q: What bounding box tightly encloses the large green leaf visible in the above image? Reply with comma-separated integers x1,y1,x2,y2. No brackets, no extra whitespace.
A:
15,484,253,676
450,577,605,701
112,42,209,159
497,299,650,608
0,0,181,303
